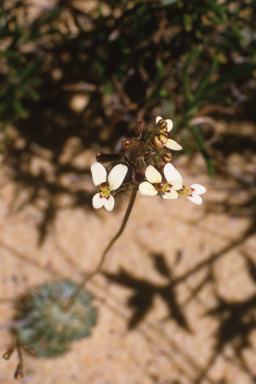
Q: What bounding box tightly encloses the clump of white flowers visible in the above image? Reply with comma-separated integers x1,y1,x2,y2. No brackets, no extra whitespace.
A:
91,116,206,211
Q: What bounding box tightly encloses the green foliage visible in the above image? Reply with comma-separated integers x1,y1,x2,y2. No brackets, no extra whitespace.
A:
0,0,256,177
14,280,98,357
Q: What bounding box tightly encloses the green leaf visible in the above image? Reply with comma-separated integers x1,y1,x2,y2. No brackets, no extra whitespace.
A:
205,0,227,23
194,58,218,100
19,60,43,84
0,50,24,62
156,60,165,81
204,63,256,97
183,14,193,32
183,46,202,104
190,125,215,179
161,0,180,6
13,100,29,119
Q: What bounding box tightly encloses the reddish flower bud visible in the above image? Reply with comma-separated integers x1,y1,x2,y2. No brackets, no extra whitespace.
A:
153,134,167,148
156,118,167,130
24,345,37,356
2,347,15,360
161,151,172,164
132,170,145,182
134,121,146,137
122,137,140,150
14,362,24,380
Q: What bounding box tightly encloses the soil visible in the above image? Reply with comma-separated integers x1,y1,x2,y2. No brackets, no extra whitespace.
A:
0,118,256,384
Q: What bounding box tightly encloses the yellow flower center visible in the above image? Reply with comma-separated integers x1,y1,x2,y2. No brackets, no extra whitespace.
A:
100,182,110,197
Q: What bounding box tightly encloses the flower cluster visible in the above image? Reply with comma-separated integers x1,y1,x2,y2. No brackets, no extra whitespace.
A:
91,116,206,211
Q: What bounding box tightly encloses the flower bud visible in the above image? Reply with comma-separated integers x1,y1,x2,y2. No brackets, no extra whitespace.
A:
153,134,167,148
23,345,37,356
14,362,24,380
134,121,146,137
156,118,167,131
122,137,140,150
161,151,172,164
2,347,15,360
132,170,145,183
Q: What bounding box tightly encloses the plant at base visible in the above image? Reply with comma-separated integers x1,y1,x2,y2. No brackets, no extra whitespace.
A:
13,280,98,358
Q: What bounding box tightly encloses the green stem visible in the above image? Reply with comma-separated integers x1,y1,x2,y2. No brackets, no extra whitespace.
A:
66,185,138,309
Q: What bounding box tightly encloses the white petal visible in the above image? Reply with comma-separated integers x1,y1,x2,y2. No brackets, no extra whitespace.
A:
139,182,158,196
103,195,115,211
168,180,182,190
164,163,183,183
91,162,107,186
164,190,179,199
92,193,104,209
165,139,183,151
189,184,206,195
108,164,128,190
186,194,203,205
145,165,162,183
156,116,162,124
166,119,173,132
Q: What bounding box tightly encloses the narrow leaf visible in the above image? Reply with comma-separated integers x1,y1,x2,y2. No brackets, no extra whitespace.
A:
183,46,202,103
204,63,256,97
190,125,215,179
205,0,227,22
195,58,218,100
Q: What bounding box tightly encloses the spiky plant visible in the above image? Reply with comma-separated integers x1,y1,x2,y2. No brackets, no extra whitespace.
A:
14,280,98,357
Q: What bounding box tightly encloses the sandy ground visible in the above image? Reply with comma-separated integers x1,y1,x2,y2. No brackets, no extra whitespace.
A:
0,119,256,384
1,1,256,383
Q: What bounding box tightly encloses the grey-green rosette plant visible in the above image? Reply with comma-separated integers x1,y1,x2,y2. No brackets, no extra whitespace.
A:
3,281,97,379
14,280,98,358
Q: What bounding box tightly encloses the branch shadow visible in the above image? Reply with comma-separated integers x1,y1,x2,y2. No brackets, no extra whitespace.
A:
103,207,256,383
104,252,190,330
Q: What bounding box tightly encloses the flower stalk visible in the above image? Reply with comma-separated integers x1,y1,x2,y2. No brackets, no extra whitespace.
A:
66,185,138,310
67,115,206,309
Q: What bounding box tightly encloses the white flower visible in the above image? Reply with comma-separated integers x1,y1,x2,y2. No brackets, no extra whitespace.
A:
91,162,128,211
163,163,206,205
156,116,182,151
186,184,206,205
139,164,182,199
156,116,173,132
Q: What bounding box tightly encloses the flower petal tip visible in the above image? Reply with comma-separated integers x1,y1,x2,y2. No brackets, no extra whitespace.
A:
91,162,107,186
165,139,183,151
108,164,128,190
139,182,158,196
145,165,162,183
186,194,203,205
